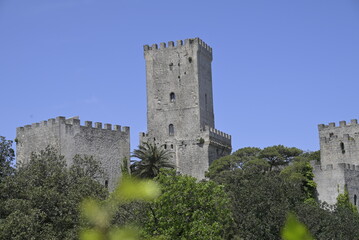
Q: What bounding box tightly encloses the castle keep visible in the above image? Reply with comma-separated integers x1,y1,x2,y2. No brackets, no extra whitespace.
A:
313,120,359,206
140,38,232,179
15,37,232,187
16,116,130,191
14,37,357,206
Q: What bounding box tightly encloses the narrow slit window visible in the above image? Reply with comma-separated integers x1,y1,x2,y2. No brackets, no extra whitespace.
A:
170,92,175,102
355,194,357,206
169,124,174,136
205,94,208,111
105,180,109,189
340,142,345,154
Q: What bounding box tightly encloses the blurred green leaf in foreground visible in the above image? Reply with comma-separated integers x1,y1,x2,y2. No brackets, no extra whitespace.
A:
80,176,160,240
281,213,313,240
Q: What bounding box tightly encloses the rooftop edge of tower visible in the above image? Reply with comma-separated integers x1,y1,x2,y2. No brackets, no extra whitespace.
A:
143,37,212,55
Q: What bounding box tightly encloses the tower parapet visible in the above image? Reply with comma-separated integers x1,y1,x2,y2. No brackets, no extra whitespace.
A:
17,116,129,133
144,38,212,60
16,116,130,191
144,38,212,53
318,119,359,166
205,126,232,148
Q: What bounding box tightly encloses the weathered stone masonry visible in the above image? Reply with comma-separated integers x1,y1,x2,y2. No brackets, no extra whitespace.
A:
313,120,359,206
16,37,231,189
140,38,232,179
16,116,130,191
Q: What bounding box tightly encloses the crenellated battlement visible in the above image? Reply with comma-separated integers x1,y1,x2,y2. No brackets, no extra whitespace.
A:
16,116,130,191
17,116,129,134
143,37,212,54
201,125,232,146
313,163,359,172
318,119,358,130
317,119,359,143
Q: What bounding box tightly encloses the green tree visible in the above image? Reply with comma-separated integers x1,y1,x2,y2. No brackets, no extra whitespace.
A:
0,136,15,181
213,168,305,240
336,189,357,213
260,145,303,171
294,201,359,239
142,170,235,239
0,147,108,240
206,147,264,180
280,160,316,201
131,142,174,179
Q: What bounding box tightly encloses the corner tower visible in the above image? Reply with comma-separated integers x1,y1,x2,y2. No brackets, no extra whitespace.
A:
313,120,359,207
140,38,231,179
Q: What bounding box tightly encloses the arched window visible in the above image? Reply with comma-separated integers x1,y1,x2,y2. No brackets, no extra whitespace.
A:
355,195,357,206
340,142,345,154
170,92,175,102
169,124,174,136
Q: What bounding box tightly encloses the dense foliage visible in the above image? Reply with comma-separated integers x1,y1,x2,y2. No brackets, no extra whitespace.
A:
2,135,359,240
143,170,235,239
0,136,15,181
0,147,108,240
207,146,359,239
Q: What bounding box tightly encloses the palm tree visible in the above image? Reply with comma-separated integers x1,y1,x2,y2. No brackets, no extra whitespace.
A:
131,142,175,178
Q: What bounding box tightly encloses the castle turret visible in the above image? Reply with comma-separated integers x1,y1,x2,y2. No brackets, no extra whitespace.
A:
313,119,359,207
140,38,231,179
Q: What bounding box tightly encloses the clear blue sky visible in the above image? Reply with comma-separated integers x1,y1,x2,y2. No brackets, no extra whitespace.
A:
1,0,359,156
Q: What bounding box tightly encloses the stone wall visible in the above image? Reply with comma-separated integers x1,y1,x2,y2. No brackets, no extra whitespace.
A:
313,162,359,206
141,38,231,179
140,125,231,179
318,119,359,166
314,119,359,208
16,116,130,191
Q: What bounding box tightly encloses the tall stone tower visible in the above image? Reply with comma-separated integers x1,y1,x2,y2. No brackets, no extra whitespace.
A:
140,38,232,179
313,120,359,206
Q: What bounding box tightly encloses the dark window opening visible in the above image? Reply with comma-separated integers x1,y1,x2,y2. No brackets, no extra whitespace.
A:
170,92,175,102
105,180,108,189
355,195,357,206
178,76,180,79
188,57,192,63
169,124,174,136
205,94,208,111
178,63,180,66
153,137,156,141
171,144,174,149
169,63,173,70
340,142,345,154
329,132,334,137
164,144,167,149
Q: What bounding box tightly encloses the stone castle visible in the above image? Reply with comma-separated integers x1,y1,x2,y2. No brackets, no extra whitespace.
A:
313,120,359,206
16,116,130,191
140,38,231,179
16,37,357,207
16,38,232,187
